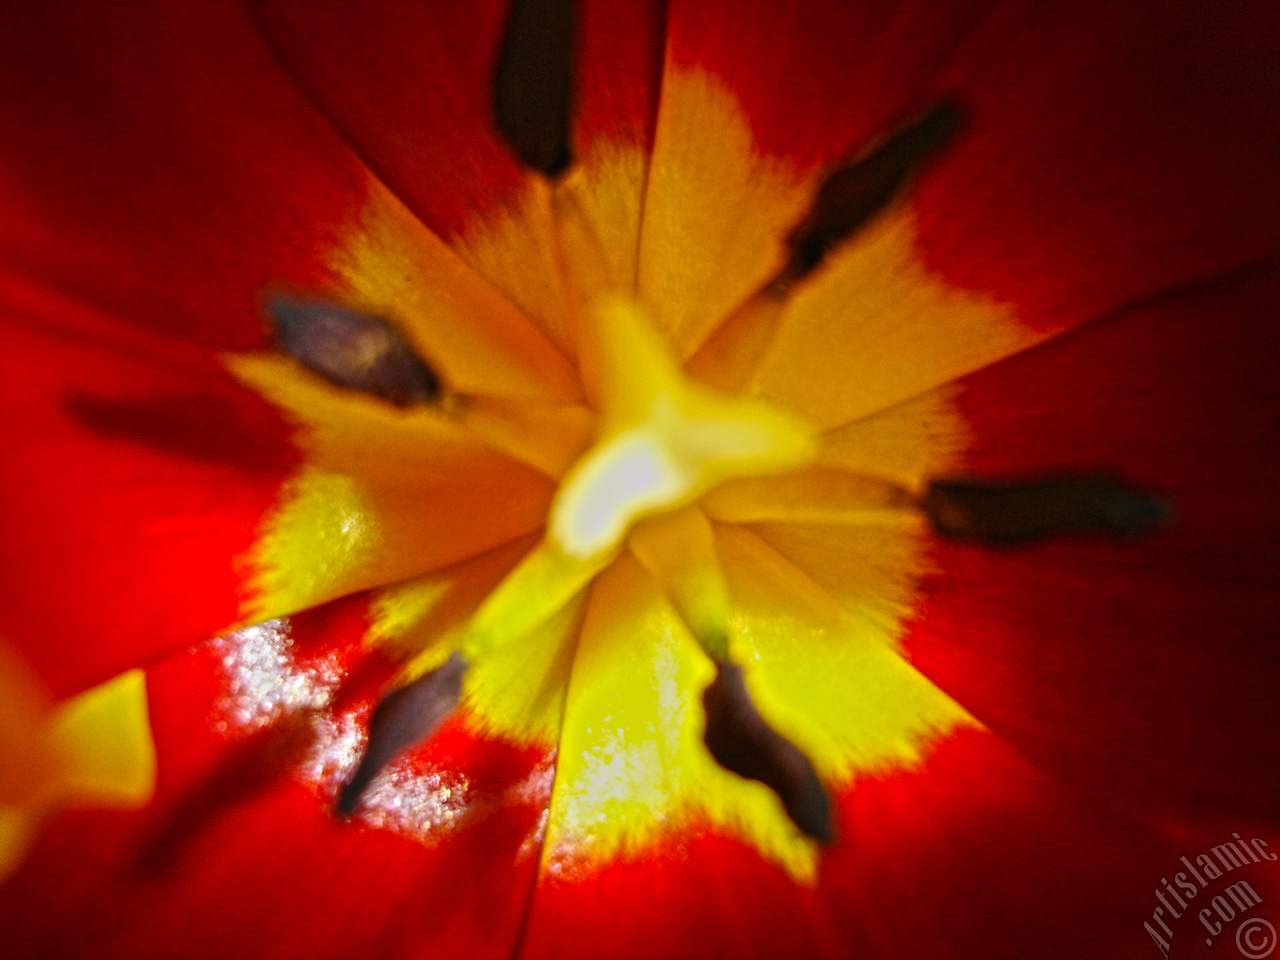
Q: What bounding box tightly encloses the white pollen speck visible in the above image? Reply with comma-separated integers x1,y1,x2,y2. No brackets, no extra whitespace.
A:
213,620,338,729
299,712,365,790
359,767,471,844
212,620,468,846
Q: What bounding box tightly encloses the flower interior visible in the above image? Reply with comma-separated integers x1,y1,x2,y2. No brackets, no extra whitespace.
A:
219,0,1168,880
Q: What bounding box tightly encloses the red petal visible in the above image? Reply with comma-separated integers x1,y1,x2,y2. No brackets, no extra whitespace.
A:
905,266,1280,821
0,290,295,697
519,728,1249,959
666,0,1280,338
0,0,383,352
915,1,1280,334
663,0,994,167
0,598,554,960
252,0,667,237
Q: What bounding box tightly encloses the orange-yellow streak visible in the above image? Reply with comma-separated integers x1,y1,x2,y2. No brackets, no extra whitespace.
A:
0,644,155,880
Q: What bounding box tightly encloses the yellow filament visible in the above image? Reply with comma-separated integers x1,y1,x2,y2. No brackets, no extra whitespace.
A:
628,506,731,660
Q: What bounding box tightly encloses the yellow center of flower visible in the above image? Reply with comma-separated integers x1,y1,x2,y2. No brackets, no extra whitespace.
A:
228,69,1032,878
552,296,816,561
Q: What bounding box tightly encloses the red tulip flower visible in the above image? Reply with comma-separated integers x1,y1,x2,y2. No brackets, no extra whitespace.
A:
1,1,1278,958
